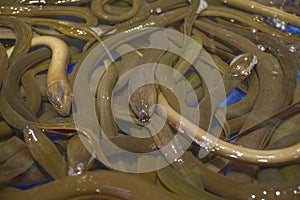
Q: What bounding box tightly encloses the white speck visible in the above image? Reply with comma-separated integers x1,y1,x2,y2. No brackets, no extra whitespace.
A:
197,0,208,14
257,44,266,51
27,128,38,141
262,190,268,195
156,8,162,13
90,26,103,36
288,45,299,53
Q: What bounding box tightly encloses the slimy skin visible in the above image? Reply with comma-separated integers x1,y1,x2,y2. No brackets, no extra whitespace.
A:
158,93,300,166
30,36,72,116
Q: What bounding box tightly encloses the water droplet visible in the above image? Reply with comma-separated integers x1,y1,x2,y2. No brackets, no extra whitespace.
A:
257,44,266,51
275,191,281,196
262,190,268,195
253,15,264,22
156,7,162,14
288,45,299,53
252,29,257,33
96,189,101,194
266,17,287,31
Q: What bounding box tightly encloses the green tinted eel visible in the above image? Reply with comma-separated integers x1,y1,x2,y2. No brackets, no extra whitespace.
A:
21,60,49,115
0,49,74,130
0,136,26,164
194,19,285,145
91,0,188,24
194,19,287,183
0,42,8,88
0,16,32,65
200,5,300,46
23,126,68,179
185,152,300,200
102,0,187,16
2,47,51,122
96,60,119,137
214,0,300,28
198,52,257,132
20,17,94,40
156,157,223,200
0,148,34,184
67,135,94,176
129,48,165,121
91,0,142,23
13,0,91,5
0,170,171,200
0,4,98,27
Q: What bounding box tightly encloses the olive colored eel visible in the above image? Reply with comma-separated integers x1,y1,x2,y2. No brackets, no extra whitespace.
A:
91,0,142,23
218,25,298,139
2,48,51,122
101,6,188,38
129,1,204,121
149,115,204,188
0,42,8,88
0,136,26,164
214,0,300,28
103,0,187,17
184,152,300,200
194,19,286,144
30,36,72,116
226,24,298,108
268,83,300,150
0,170,171,200
0,148,34,184
194,19,288,183
3,35,72,117
96,60,119,137
129,48,165,121
21,61,49,115
20,17,94,41
0,4,98,27
0,1,299,199
226,73,259,120
200,5,300,45
67,135,94,176
0,82,75,130
158,93,300,165
198,52,257,131
91,0,188,23
156,157,223,200
23,126,68,179
0,16,32,65
14,0,91,5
